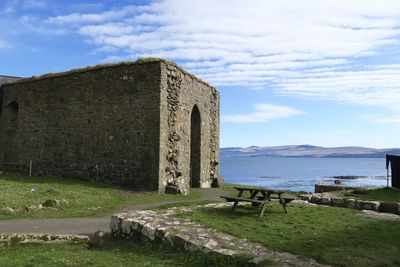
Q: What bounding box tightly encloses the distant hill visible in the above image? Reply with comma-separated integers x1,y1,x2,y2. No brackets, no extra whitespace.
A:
0,75,20,86
221,145,400,158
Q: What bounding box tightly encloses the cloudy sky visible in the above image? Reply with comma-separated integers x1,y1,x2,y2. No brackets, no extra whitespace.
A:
1,0,400,148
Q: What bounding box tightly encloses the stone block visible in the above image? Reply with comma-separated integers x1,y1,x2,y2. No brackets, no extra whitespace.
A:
357,200,380,211
320,196,331,205
310,195,322,204
379,202,400,215
344,198,356,209
141,222,157,240
299,194,311,201
121,219,134,235
330,197,345,207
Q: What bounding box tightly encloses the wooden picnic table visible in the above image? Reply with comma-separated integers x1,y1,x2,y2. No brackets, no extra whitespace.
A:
220,186,294,217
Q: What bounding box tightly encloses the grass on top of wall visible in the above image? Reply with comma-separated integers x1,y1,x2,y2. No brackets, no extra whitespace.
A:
178,202,400,267
0,173,201,219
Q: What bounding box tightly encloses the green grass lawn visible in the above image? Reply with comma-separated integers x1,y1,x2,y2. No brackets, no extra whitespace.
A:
0,173,202,219
341,187,400,202
178,202,400,267
0,240,252,267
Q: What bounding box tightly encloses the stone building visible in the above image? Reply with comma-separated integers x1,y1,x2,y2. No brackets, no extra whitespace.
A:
0,59,221,193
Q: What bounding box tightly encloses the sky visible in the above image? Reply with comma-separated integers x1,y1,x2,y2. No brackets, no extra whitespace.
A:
1,0,400,149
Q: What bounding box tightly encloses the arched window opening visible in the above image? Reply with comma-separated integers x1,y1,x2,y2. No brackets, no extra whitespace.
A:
190,105,201,188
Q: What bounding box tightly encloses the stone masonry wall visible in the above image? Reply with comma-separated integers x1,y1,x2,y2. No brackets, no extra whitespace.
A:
158,62,220,193
0,63,161,189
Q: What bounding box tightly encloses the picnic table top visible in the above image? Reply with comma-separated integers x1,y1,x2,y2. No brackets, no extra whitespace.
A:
233,186,285,194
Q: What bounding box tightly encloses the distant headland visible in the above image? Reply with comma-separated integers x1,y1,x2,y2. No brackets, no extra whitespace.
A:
221,145,400,158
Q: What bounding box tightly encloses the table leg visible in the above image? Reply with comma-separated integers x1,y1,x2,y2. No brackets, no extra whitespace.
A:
249,190,259,199
232,201,239,211
279,194,287,213
260,203,267,217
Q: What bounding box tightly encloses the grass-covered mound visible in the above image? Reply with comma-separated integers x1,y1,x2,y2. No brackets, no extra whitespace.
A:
0,173,201,219
178,202,400,267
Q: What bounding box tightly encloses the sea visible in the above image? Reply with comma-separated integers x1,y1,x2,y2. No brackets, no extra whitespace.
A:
220,157,388,193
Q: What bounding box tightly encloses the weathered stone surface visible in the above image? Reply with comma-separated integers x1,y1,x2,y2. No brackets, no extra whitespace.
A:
111,203,328,267
305,192,400,216
357,200,380,211
89,230,110,248
310,193,331,205
0,59,221,193
0,233,89,245
320,196,331,205
299,194,312,201
310,194,322,204
379,202,400,215
330,197,345,207
344,198,356,209
25,204,42,212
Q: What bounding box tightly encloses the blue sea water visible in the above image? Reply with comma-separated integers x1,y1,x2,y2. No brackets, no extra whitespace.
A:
220,157,388,193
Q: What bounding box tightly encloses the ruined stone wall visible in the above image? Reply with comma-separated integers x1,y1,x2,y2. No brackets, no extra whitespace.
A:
0,63,161,189
158,62,220,193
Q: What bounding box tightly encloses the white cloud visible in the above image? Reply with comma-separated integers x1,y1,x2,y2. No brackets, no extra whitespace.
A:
42,0,400,116
46,5,138,24
363,115,400,126
23,0,47,9
223,103,305,123
0,41,12,49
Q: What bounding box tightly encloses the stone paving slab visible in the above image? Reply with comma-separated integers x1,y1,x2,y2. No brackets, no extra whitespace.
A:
111,203,328,267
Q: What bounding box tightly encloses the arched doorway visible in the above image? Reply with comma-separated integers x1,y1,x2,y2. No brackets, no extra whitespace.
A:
190,105,201,188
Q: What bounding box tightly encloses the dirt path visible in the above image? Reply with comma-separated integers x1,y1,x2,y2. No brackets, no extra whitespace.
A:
0,188,226,235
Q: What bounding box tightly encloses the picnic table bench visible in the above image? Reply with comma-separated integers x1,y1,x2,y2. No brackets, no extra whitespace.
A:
220,186,295,217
